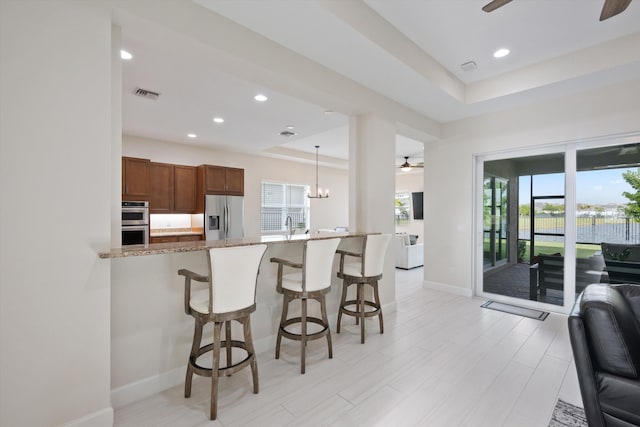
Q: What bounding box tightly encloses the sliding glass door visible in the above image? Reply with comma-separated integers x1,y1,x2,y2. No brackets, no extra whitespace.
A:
575,144,640,292
477,139,640,313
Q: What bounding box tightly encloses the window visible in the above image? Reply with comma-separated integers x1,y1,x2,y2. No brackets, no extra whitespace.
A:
395,192,411,225
261,181,310,232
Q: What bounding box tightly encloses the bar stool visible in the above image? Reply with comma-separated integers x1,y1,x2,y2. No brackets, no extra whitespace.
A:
270,238,341,374
177,244,267,420
336,234,392,343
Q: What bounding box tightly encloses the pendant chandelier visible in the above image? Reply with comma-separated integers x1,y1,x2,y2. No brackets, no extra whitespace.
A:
308,145,329,199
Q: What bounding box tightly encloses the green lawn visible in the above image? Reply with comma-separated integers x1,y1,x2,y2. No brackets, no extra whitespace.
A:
484,239,601,263
522,241,600,260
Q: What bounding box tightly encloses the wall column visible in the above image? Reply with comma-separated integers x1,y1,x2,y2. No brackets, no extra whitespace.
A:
348,114,397,305
0,1,113,426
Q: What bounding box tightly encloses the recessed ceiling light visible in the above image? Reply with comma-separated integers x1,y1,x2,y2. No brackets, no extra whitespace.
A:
254,94,268,102
493,48,510,58
187,133,197,138
120,49,133,60
213,117,224,124
286,125,295,130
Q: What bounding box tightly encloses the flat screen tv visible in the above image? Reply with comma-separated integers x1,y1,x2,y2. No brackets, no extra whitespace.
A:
412,192,423,220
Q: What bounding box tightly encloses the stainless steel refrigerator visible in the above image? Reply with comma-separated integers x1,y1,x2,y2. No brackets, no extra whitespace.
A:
205,195,244,240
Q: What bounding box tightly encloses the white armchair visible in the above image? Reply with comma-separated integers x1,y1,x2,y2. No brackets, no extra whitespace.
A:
394,234,424,269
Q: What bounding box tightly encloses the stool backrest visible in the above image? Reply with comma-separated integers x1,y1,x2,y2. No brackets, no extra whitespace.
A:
361,234,392,277
208,244,267,314
303,238,341,292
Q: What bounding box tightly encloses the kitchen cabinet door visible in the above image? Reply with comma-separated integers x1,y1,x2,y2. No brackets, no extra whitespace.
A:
174,165,196,212
200,165,244,195
149,162,173,213
203,165,226,194
122,157,150,200
225,167,244,196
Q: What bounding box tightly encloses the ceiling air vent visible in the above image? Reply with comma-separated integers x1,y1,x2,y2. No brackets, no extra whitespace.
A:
279,130,297,137
460,61,477,72
133,87,160,100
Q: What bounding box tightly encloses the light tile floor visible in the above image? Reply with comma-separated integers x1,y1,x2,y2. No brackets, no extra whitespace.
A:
114,267,582,427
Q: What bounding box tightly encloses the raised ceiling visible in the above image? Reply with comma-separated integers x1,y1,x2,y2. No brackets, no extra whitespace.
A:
118,0,640,166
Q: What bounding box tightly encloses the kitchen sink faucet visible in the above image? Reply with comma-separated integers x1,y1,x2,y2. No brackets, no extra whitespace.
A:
285,215,294,236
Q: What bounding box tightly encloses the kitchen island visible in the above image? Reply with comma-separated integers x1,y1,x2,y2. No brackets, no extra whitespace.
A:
106,231,394,408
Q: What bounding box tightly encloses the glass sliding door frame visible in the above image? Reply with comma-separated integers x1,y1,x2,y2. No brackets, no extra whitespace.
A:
474,133,640,314
474,145,572,314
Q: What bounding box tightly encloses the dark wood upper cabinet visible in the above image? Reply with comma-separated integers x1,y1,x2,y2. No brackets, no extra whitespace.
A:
149,163,196,213
199,165,244,196
173,165,197,212
203,165,226,194
149,162,174,213
225,167,244,196
122,157,150,200
123,158,240,213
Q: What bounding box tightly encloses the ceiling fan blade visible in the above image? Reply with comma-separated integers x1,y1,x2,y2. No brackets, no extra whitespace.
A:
398,156,425,170
600,0,632,20
482,0,513,13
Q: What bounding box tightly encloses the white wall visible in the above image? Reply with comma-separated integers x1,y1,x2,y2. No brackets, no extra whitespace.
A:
123,135,349,234
395,171,424,242
0,1,113,426
423,79,640,297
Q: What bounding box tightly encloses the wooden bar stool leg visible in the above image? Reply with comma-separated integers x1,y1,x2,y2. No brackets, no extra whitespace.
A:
185,319,203,398
225,321,232,374
319,295,332,358
373,281,384,334
243,316,259,394
276,294,290,359
337,282,348,333
210,322,223,420
355,283,362,326
359,283,366,344
301,297,307,374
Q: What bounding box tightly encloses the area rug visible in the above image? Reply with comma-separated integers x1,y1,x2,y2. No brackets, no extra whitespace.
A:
480,300,549,320
549,399,587,427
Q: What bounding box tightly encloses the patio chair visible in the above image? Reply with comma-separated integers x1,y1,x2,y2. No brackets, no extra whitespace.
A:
601,243,640,285
529,254,604,301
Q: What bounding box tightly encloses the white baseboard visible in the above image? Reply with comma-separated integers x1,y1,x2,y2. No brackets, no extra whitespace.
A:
111,366,185,409
61,407,113,427
423,280,473,298
111,300,398,409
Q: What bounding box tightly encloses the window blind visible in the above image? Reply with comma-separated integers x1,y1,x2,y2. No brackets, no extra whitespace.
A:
261,181,310,232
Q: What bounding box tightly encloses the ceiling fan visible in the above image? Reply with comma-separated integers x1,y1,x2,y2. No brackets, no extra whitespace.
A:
482,0,632,21
399,156,424,172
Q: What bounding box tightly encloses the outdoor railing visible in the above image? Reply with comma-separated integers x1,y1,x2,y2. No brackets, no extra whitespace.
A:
518,215,640,244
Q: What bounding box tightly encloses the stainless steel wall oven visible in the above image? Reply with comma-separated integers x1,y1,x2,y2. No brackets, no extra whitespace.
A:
122,201,149,245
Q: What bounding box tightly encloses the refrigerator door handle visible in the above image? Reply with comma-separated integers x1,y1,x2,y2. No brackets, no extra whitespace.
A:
224,204,229,238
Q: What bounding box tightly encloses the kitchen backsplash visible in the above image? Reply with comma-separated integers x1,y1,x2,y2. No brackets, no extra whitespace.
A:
150,214,202,230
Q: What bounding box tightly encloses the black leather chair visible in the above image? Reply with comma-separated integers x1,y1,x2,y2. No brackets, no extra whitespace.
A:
568,284,640,427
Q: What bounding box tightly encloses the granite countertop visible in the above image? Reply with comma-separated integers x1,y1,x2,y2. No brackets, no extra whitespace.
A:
99,231,374,259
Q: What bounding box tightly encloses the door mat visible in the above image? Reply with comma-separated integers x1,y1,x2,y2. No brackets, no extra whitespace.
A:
481,300,549,321
548,399,587,426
